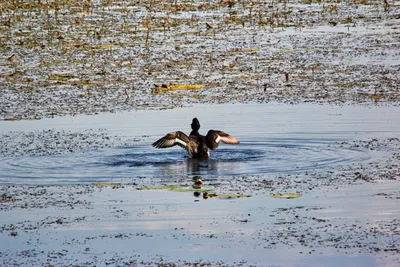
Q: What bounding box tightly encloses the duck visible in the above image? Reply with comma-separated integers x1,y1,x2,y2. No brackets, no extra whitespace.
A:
152,118,239,158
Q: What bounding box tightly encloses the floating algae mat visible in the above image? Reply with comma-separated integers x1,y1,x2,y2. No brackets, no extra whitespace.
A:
270,193,302,199
217,193,252,199
205,193,252,199
153,84,204,91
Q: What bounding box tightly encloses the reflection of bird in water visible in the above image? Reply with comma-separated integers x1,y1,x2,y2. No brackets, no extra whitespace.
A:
152,118,239,159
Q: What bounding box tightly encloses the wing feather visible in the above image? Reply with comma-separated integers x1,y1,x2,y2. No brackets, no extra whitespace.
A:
217,131,240,144
152,131,190,149
206,130,239,149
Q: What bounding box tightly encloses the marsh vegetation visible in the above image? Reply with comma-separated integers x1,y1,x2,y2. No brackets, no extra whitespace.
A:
1,0,399,120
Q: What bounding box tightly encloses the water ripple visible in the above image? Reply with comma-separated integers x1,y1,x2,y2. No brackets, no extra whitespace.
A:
0,137,371,184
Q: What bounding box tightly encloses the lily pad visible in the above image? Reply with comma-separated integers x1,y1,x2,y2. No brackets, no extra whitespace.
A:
270,193,302,199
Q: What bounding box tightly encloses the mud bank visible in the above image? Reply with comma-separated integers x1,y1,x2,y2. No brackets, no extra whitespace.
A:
1,0,399,120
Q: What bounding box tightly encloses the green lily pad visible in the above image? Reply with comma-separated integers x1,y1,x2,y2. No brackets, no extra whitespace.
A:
270,193,302,199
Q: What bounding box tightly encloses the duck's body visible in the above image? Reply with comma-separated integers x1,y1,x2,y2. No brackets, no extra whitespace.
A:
152,118,239,158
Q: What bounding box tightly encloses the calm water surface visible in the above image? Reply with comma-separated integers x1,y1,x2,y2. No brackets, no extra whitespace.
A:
0,103,399,184
1,103,400,266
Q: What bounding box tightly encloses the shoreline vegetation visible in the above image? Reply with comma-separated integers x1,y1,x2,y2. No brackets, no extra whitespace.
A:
0,0,399,120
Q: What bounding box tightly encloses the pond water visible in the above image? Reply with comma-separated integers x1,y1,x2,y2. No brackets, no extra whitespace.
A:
1,103,400,266
0,103,399,185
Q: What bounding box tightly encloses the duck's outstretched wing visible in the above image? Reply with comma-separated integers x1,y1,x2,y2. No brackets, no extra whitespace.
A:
152,131,190,149
206,130,240,150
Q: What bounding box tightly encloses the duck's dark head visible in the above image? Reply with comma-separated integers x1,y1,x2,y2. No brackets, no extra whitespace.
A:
191,118,200,131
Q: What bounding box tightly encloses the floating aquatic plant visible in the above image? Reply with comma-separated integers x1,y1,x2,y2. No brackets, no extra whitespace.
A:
153,84,204,91
215,193,252,199
203,192,251,199
270,193,302,199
